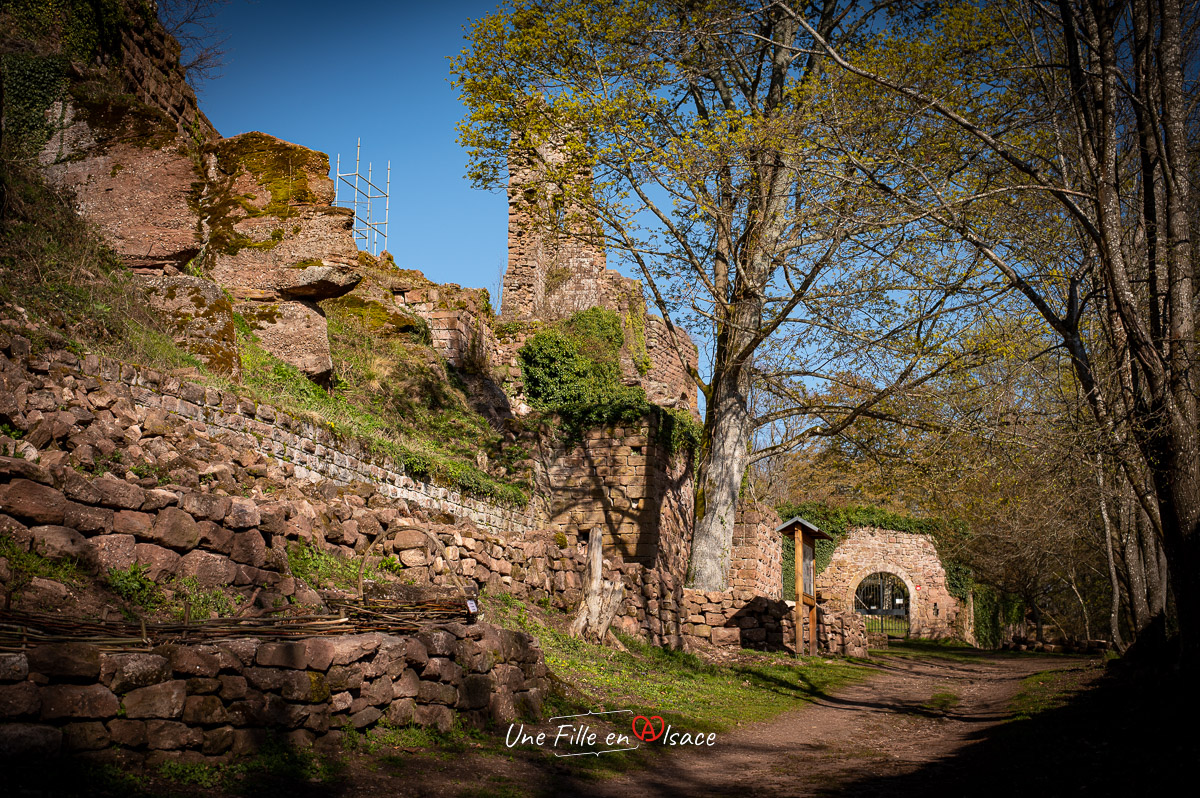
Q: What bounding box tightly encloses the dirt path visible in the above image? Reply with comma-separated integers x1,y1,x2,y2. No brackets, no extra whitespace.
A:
571,652,1091,798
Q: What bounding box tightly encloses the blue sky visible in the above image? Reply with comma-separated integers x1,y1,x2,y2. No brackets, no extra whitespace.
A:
197,0,508,300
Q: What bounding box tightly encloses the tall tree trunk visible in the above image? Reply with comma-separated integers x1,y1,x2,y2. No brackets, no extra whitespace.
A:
1096,458,1126,651
1139,504,1167,618
689,364,752,590
1121,488,1152,632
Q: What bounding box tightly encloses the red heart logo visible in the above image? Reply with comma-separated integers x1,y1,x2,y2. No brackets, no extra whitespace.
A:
631,715,664,742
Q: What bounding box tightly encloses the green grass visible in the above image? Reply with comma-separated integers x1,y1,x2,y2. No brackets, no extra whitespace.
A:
232,312,529,508
0,532,83,585
925,690,960,714
485,593,871,734
1009,666,1095,721
863,617,909,636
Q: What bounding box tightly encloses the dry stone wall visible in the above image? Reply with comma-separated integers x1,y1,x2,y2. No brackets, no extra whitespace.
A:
0,624,547,762
816,526,960,639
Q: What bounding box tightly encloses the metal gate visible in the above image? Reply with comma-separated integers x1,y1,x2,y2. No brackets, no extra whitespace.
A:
854,572,909,637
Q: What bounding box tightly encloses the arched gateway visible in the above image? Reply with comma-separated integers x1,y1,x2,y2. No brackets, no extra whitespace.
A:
816,526,961,639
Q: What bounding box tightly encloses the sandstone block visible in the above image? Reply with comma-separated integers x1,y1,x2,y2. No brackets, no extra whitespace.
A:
202,725,234,755
0,479,66,524
64,502,113,534
413,703,453,733
113,510,153,537
385,697,415,726
123,680,186,719
177,549,237,587
86,534,136,573
180,492,230,522
416,680,458,706
0,653,29,682
135,542,181,580
40,684,119,719
63,721,110,751
256,641,307,669
0,723,62,757
100,653,170,693
108,718,147,747
183,695,227,725
225,498,260,529
27,643,101,680
93,474,146,510
149,507,201,550
30,524,88,561
230,529,267,566
146,719,201,750
0,681,40,718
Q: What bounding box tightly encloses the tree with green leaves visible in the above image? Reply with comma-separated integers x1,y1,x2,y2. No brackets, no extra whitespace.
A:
453,0,985,590
793,0,1198,661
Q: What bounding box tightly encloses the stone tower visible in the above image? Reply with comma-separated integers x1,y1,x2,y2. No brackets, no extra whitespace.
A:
502,135,700,412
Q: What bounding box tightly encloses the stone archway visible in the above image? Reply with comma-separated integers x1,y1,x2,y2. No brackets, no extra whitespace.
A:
847,567,920,637
816,526,959,639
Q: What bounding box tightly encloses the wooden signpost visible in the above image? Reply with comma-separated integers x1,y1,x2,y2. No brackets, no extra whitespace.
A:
777,516,832,656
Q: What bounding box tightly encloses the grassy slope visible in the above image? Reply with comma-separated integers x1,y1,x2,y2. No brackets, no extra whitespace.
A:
0,159,527,505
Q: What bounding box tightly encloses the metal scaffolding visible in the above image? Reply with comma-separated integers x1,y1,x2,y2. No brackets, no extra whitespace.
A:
334,139,390,256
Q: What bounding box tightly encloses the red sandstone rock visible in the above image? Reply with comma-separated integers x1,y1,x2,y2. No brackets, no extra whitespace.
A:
0,682,40,718
177,549,236,588
0,479,67,525
26,643,101,680
40,684,119,719
100,653,171,693
134,542,181,581
86,534,137,573
123,680,186,719
0,723,62,757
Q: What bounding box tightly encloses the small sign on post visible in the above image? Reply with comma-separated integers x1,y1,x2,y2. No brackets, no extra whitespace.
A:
776,516,833,656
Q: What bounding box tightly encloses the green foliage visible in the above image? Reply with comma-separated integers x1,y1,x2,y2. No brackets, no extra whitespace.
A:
106,564,160,608
520,307,626,409
972,584,1025,649
520,308,699,454
5,0,127,64
0,54,68,151
287,542,366,592
169,576,238,620
944,561,975,601
0,533,82,584
776,500,961,576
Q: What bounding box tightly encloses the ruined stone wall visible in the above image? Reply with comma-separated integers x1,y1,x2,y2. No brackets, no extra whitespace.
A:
816,526,959,639
504,136,606,321
542,425,693,574
728,506,783,600
14,350,539,539
117,1,218,140
643,315,698,412
0,625,547,762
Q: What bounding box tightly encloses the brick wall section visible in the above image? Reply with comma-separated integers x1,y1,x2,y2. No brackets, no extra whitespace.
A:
504,136,606,321
728,506,783,600
543,424,693,570
0,625,547,762
117,5,218,140
76,356,539,537
816,526,959,639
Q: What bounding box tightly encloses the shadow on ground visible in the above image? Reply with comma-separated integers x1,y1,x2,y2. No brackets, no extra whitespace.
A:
808,665,1193,797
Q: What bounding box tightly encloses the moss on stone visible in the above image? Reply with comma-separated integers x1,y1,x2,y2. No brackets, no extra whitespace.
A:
214,132,325,216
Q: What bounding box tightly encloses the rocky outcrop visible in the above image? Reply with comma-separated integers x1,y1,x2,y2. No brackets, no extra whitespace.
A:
140,275,240,376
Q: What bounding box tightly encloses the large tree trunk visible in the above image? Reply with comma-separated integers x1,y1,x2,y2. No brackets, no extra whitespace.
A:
688,367,752,590
1121,491,1152,633
1098,478,1126,652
